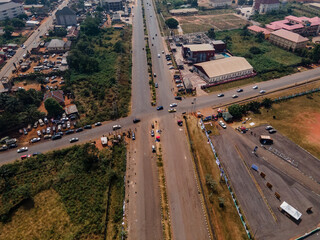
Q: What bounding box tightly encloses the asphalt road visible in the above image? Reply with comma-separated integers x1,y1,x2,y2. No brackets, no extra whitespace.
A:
0,0,69,91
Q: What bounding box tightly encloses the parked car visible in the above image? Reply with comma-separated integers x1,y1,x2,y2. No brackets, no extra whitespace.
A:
52,134,62,140
265,125,273,130
219,121,227,129
17,147,28,153
152,145,156,153
269,129,277,134
8,143,17,149
65,129,74,135
132,132,135,140
177,120,183,126
33,121,38,128
112,125,121,131
95,122,102,126
155,83,158,88
37,130,41,136
253,85,258,89
70,137,79,143
52,126,56,132
0,145,8,151
84,125,92,129
21,154,31,160
170,103,177,108
175,96,182,100
133,118,141,123
76,127,83,132
57,124,62,131
151,130,155,137
39,118,44,126
156,106,163,111
30,137,41,143
67,121,71,128
32,152,42,156
44,135,52,139
23,128,28,135
44,117,48,124
46,127,51,134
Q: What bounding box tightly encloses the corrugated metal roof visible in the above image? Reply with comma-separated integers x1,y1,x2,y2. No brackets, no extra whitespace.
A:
183,44,214,52
271,29,309,43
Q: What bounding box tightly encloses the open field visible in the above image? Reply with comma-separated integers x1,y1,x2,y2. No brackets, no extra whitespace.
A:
0,143,126,240
210,123,320,240
176,14,248,34
186,116,247,240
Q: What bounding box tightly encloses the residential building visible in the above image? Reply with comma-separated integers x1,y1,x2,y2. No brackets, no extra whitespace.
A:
266,16,320,36
0,1,24,21
253,0,280,14
211,40,226,53
269,29,309,51
169,8,198,15
46,39,71,53
210,0,232,8
194,57,254,83
43,90,65,106
65,104,78,116
248,25,271,39
308,3,320,10
112,12,121,23
66,26,79,40
100,0,123,11
55,7,77,26
182,44,215,63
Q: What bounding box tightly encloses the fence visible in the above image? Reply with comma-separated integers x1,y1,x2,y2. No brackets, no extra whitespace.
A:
273,88,320,103
199,119,252,239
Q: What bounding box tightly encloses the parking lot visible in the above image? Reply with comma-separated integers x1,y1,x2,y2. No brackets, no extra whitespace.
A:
210,124,320,240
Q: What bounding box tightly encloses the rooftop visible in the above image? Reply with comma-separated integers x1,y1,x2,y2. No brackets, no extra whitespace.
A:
55,6,75,16
169,8,198,14
266,16,320,31
270,29,309,43
183,44,214,52
0,2,23,11
248,25,271,35
194,57,253,78
47,39,66,48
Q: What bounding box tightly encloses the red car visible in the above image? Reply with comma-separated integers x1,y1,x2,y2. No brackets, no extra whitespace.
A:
21,154,31,160
177,120,183,126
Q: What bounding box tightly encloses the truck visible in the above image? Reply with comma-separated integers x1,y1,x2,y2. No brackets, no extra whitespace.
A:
38,118,44,126
101,136,108,146
5,138,17,145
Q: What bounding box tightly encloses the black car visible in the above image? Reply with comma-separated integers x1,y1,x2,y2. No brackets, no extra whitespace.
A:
32,152,42,156
69,115,76,120
133,118,141,123
76,127,83,132
65,129,74,135
84,125,92,129
156,106,163,111
175,96,182,100
269,129,277,134
9,143,18,149
52,134,62,140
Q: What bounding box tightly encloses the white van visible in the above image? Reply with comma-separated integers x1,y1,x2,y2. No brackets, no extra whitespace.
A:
38,118,44,126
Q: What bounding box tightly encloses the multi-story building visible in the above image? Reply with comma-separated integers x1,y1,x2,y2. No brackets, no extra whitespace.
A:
55,7,77,26
269,29,309,51
100,0,123,11
210,0,232,8
0,1,24,21
248,25,271,39
253,0,280,14
182,44,215,63
266,16,320,36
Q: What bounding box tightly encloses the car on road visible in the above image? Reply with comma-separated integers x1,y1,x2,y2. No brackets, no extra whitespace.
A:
43,135,52,139
175,96,182,100
21,154,31,160
132,132,135,140
169,66,174,70
95,122,102,126
113,125,121,131
133,118,141,123
176,84,183,88
65,129,74,135
76,127,83,132
84,125,92,129
168,108,176,113
151,130,155,137
30,137,41,143
170,103,177,108
237,88,243,92
32,152,42,156
156,106,163,111
157,54,160,58
9,143,17,149
167,62,172,65
70,137,79,143
52,134,62,140
259,90,266,94
219,121,227,129
265,125,273,130
0,145,8,151
17,147,28,153
177,120,183,126
153,73,156,77
217,93,224,97
152,145,156,153
253,85,258,89
155,83,158,88
232,94,238,98
269,129,277,134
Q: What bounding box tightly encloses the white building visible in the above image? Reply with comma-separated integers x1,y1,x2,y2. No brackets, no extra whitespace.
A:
253,0,280,14
210,0,232,8
0,1,24,21
194,57,254,83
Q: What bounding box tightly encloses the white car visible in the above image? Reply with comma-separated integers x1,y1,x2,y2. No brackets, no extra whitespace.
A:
260,90,266,94
232,94,238,98
112,125,121,131
30,137,41,143
70,137,79,143
157,54,160,58
37,130,41,136
170,103,177,108
17,147,28,153
219,121,227,129
265,125,273,130
253,85,258,89
217,93,224,97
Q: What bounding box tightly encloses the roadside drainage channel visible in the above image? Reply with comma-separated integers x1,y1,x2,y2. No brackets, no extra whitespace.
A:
199,118,253,240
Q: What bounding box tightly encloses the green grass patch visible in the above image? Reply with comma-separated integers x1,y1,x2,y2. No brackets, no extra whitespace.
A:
0,143,126,240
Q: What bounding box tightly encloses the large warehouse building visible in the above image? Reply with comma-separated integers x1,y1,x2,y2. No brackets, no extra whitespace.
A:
194,57,254,83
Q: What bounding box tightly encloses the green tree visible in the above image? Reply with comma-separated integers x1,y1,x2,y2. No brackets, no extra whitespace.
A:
311,45,320,63
17,13,28,20
261,98,273,109
82,17,100,36
44,98,64,117
255,32,264,43
228,104,243,119
114,40,125,53
205,174,217,194
207,28,216,39
247,101,261,113
165,18,179,29
4,25,14,39
238,0,245,5
249,46,262,54
11,18,25,28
